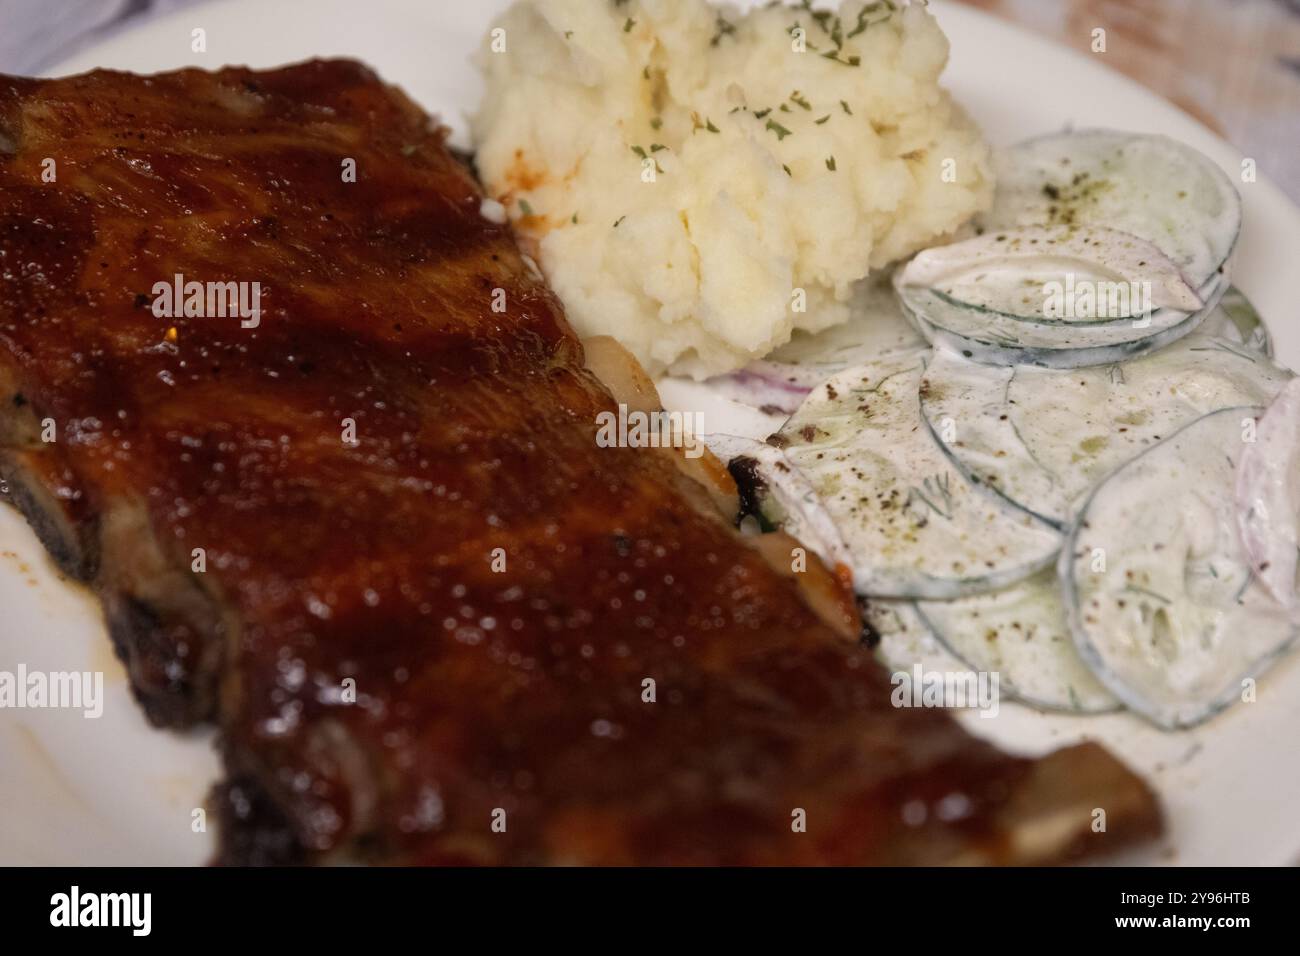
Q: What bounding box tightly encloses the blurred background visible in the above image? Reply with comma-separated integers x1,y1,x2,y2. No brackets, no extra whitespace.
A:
960,0,1300,200
0,0,1297,198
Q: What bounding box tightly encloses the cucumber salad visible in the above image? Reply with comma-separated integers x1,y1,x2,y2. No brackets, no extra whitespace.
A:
701,129,1299,730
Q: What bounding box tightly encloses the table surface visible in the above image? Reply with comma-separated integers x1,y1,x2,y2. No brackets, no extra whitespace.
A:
0,0,1296,196
958,0,1300,202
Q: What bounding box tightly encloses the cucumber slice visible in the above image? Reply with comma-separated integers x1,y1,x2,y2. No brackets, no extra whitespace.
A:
982,130,1242,290
899,269,1226,369
865,599,979,697
1236,378,1300,608
1202,286,1272,357
898,225,1202,322
702,433,854,573
915,568,1120,713
776,350,1062,598
1063,407,1298,730
919,331,1291,526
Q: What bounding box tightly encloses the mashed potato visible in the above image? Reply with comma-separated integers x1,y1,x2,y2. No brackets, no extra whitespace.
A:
473,0,992,378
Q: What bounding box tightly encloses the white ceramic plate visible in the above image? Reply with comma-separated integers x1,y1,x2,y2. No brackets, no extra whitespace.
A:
3,0,1298,865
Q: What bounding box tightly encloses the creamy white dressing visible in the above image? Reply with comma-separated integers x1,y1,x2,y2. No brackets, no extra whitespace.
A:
897,129,1243,368
916,567,1119,713
1064,407,1296,729
920,333,1291,525
865,599,976,693
899,225,1202,321
981,130,1242,290
778,351,1061,598
897,270,1224,369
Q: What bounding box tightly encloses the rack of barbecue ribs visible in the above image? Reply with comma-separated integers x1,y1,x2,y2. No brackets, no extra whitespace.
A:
0,61,1161,864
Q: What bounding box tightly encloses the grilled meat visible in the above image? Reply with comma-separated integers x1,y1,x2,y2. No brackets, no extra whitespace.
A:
0,60,1161,864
